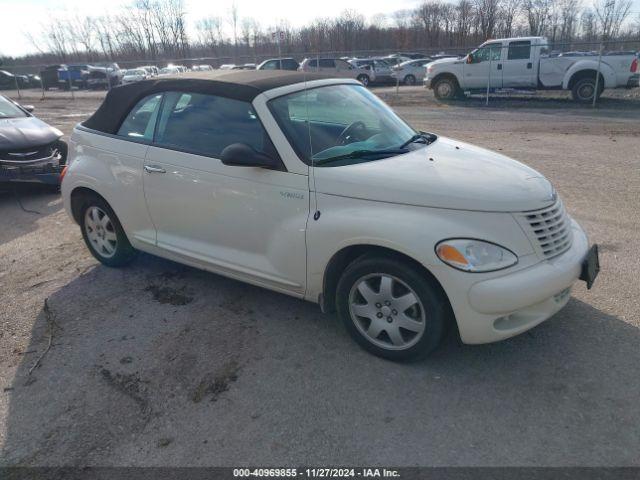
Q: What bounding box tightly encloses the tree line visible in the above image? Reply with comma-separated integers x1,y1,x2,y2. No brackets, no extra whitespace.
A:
4,0,639,68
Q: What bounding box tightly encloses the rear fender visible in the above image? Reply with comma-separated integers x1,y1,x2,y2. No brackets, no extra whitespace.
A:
562,61,616,89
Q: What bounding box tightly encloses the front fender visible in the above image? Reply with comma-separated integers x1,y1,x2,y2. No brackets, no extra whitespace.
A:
305,193,536,304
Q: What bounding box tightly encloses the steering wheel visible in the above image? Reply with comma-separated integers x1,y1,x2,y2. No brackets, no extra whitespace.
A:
336,121,367,146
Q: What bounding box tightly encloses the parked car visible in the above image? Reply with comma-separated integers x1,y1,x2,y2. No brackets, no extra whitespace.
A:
87,64,123,90
140,65,159,77
159,66,180,76
425,36,639,102
257,58,299,71
241,63,257,70
27,74,42,85
379,55,411,67
299,58,373,86
399,52,431,60
392,58,433,85
58,64,91,89
39,65,67,90
62,70,599,361
122,68,148,85
198,65,213,71
349,59,394,84
0,94,67,187
0,70,29,90
219,64,237,70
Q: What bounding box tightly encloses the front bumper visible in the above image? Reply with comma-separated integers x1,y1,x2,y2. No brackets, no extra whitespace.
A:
452,219,590,344
0,155,64,186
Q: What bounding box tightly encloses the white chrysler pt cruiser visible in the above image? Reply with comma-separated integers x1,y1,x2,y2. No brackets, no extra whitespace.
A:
61,70,599,361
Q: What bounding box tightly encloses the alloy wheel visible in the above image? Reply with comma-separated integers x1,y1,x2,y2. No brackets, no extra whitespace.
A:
84,206,118,259
348,273,426,350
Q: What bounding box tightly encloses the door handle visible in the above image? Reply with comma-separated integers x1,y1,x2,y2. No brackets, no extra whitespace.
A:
497,64,502,70
527,62,533,69
144,165,166,174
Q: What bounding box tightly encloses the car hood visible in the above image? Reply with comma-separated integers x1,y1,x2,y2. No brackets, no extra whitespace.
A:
313,136,556,212
0,116,61,150
429,57,464,67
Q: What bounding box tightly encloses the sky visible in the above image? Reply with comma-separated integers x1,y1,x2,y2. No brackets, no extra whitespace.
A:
1,0,639,57
0,0,418,57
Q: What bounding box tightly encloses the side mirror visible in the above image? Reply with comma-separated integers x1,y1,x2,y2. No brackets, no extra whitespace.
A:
22,105,35,112
466,54,473,64
221,143,279,169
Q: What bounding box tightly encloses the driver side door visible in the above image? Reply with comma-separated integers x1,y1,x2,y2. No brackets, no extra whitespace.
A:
142,91,310,295
463,42,504,89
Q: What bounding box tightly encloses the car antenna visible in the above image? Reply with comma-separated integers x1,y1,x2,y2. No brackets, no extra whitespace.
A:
305,56,320,221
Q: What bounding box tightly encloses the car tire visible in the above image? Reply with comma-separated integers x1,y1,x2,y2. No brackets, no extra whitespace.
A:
404,74,416,86
336,255,449,361
571,77,603,103
432,77,460,100
79,196,137,268
356,74,370,87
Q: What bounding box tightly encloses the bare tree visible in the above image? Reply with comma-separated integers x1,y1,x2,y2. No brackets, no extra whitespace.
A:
523,0,553,35
229,3,239,60
474,0,502,39
594,0,632,40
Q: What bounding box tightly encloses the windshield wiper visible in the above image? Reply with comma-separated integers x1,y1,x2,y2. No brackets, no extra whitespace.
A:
314,148,409,165
398,132,436,149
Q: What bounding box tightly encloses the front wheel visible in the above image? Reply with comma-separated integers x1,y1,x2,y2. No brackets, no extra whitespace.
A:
336,256,449,361
432,77,460,100
80,196,137,267
356,74,370,87
404,74,416,86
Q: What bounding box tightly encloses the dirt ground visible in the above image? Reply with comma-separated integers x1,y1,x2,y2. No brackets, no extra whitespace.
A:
1,85,639,467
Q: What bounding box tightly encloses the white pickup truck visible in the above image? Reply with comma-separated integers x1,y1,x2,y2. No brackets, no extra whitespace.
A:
424,36,639,102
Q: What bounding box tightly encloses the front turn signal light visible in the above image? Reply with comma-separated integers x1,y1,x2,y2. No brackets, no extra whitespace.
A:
436,239,518,272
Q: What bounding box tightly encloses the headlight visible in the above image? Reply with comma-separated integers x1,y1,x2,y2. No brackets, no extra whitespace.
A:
435,239,518,272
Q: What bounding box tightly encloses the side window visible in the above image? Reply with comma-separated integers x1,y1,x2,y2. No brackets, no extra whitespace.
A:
154,91,274,159
117,94,162,140
473,43,502,63
284,59,297,69
319,59,335,68
262,60,277,70
508,41,531,60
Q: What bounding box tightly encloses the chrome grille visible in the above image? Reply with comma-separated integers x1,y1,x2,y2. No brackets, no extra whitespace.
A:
517,200,573,260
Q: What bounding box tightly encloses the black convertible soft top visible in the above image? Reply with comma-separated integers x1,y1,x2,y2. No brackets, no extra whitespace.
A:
82,70,333,134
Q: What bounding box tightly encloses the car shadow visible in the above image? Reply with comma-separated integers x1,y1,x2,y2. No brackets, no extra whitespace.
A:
1,254,639,466
0,184,62,246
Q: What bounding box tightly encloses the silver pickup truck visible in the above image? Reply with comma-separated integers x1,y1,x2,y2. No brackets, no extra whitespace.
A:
424,36,639,103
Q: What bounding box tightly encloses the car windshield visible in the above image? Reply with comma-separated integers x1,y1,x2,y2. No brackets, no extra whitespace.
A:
0,96,27,119
269,84,430,167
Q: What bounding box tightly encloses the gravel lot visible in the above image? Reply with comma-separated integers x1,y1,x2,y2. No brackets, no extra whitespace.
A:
1,85,639,467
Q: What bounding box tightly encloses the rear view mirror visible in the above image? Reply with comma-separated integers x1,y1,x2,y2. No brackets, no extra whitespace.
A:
221,143,279,169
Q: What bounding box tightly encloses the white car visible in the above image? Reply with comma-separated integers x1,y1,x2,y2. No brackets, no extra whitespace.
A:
121,69,148,85
425,36,639,102
61,71,599,361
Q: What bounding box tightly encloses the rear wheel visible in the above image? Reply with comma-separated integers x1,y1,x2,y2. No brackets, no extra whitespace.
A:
571,77,603,103
80,196,137,267
356,74,370,87
336,256,449,361
404,74,416,86
432,77,460,100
